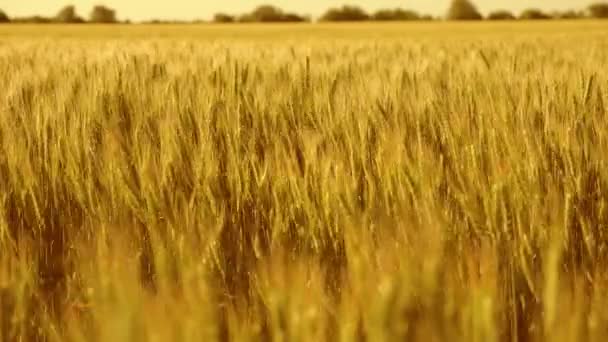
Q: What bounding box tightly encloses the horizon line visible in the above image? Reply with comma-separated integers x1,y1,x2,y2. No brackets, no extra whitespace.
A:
1,2,602,23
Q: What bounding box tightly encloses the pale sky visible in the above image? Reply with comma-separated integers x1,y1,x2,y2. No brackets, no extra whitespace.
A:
1,1,594,21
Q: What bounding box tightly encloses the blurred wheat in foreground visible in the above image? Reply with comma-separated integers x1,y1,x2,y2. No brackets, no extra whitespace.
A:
1,22,608,342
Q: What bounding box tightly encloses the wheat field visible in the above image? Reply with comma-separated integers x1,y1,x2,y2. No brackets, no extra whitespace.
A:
1,21,608,341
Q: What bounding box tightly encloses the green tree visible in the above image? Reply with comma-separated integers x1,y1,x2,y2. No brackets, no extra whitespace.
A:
320,6,370,21
90,5,117,23
372,8,421,21
0,9,9,23
589,3,608,18
55,5,84,23
487,10,515,20
519,9,551,20
446,0,483,20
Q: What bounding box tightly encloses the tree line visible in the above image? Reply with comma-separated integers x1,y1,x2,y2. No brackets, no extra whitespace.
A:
213,5,435,23
1,1,608,24
0,5,119,23
447,0,608,20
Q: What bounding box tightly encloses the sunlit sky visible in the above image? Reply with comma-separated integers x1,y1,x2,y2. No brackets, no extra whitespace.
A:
2,1,593,21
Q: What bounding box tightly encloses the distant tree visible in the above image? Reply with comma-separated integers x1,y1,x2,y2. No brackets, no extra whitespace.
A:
214,13,235,23
554,10,585,19
90,5,117,23
588,3,608,18
55,5,84,23
446,0,483,20
237,14,254,22
420,14,435,21
249,5,284,22
0,9,9,23
282,13,310,22
143,19,168,24
12,16,53,23
519,9,551,20
372,8,421,21
487,10,515,20
320,5,370,21
237,5,308,22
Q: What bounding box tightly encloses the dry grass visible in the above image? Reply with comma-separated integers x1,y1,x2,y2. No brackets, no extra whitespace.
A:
1,22,608,341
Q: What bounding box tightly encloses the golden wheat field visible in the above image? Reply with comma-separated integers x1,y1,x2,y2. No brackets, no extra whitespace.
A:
1,21,608,341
